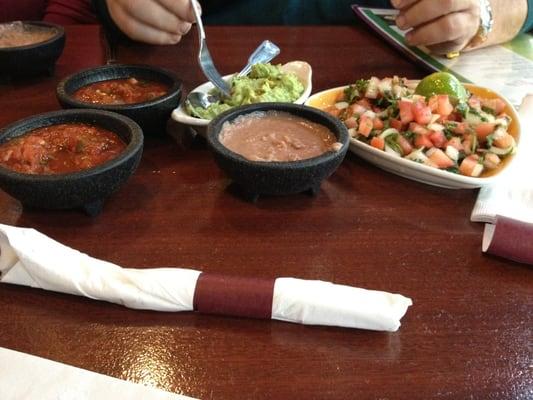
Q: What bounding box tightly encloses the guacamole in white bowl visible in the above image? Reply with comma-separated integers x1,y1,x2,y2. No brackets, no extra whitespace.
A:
171,61,313,136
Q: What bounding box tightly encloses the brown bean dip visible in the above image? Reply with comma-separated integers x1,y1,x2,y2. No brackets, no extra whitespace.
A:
0,22,56,48
219,111,342,162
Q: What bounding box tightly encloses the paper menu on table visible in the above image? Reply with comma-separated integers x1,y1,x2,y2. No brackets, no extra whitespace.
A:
0,347,197,400
352,5,533,106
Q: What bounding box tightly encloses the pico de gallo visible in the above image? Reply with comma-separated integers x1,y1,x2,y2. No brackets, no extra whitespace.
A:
323,77,516,177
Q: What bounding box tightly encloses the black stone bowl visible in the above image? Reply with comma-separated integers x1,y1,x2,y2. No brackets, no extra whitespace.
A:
207,103,349,201
0,109,143,215
56,64,182,134
0,21,65,77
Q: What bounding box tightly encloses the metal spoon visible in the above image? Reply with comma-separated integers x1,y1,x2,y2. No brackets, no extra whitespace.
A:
186,40,280,110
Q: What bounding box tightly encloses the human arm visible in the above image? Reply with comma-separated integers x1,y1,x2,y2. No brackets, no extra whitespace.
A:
391,0,530,55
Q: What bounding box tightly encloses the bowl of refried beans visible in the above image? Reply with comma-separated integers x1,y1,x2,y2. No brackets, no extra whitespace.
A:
207,103,349,200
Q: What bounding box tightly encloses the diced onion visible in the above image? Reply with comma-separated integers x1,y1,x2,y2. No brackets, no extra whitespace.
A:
362,110,376,119
405,148,428,163
429,114,441,124
384,144,401,157
471,163,484,177
427,123,444,131
445,145,459,161
378,128,399,139
426,147,437,157
334,101,349,110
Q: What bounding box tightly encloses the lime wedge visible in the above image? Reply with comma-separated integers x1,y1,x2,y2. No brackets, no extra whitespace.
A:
415,72,468,104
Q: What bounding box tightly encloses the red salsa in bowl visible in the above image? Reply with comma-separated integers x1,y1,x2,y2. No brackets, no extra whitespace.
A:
72,77,169,105
0,123,126,175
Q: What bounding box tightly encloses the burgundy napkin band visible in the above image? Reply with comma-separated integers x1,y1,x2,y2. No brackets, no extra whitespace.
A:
193,273,276,319
482,216,533,265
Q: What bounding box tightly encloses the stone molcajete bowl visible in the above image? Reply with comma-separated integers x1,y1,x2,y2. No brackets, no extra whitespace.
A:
207,103,349,201
56,64,182,135
0,109,143,215
0,21,66,77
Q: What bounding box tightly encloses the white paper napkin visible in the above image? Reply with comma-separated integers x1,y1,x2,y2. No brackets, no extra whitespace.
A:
471,95,533,224
0,224,412,331
0,347,196,400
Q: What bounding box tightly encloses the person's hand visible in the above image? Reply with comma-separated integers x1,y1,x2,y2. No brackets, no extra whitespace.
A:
106,0,196,45
391,0,481,55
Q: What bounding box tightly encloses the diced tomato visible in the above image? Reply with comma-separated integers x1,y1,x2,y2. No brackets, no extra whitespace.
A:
390,118,403,130
415,134,434,149
370,136,385,150
429,130,447,148
453,122,468,135
398,135,413,155
493,133,514,148
412,101,432,125
447,112,461,122
459,155,482,177
437,95,454,117
481,98,506,114
446,136,464,151
345,117,358,129
468,96,482,110
325,106,341,117
358,115,374,137
357,98,372,109
428,148,454,169
409,122,429,136
373,118,384,130
484,153,501,169
463,137,473,155
428,96,439,112
399,100,414,124
475,123,496,142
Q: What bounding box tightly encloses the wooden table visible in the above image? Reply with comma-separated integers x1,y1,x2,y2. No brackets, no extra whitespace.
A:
0,25,531,400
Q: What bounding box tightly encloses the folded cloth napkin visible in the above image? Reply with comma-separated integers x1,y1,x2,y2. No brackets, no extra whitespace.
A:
471,95,533,264
0,347,196,400
0,224,412,332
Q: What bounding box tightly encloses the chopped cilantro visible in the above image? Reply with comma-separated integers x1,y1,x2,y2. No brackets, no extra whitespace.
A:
355,79,369,94
486,134,495,148
481,105,496,116
343,85,359,103
445,166,460,174
403,131,415,141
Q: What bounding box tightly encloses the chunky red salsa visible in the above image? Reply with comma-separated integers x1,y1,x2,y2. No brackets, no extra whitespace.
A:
0,123,126,175
73,77,169,105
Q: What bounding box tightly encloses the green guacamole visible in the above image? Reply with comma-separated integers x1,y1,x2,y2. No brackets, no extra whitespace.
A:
186,63,304,120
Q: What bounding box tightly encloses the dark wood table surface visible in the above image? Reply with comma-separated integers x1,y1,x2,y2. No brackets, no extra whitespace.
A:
0,25,531,400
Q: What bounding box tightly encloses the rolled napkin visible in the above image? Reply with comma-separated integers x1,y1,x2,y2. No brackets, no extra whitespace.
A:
471,95,533,265
482,216,533,265
0,224,412,331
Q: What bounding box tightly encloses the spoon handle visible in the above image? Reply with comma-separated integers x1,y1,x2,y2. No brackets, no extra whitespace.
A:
237,40,280,77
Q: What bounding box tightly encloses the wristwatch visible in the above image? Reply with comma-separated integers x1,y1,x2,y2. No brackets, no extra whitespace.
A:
465,0,494,49
446,0,494,58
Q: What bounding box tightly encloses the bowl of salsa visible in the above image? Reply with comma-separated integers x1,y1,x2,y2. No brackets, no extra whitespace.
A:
0,109,143,215
57,64,182,134
0,21,65,77
207,103,349,201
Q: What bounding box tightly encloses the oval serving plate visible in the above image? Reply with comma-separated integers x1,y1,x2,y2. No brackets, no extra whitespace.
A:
305,83,521,189
171,61,313,136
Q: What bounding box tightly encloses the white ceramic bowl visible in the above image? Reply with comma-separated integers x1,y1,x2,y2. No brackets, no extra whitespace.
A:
171,61,312,136
305,83,521,189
